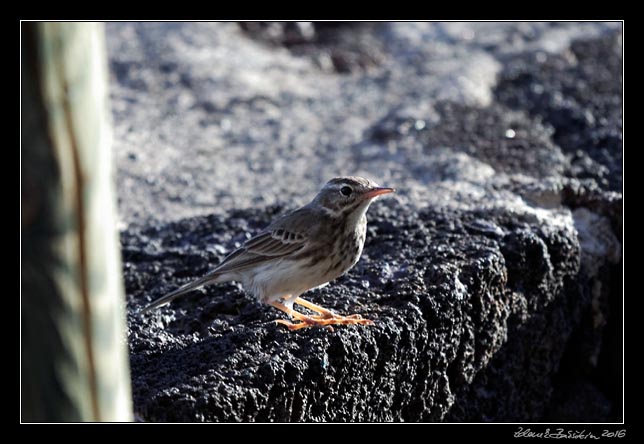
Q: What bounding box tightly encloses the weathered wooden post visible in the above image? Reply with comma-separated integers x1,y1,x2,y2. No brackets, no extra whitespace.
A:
21,22,132,422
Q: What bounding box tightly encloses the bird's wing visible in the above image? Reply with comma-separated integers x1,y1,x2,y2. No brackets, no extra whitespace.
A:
211,207,321,275
140,207,326,313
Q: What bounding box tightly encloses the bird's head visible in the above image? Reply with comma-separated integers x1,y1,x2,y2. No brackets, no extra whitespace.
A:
312,176,395,217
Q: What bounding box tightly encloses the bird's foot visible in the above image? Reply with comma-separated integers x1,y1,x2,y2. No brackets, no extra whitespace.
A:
275,314,374,331
270,299,373,331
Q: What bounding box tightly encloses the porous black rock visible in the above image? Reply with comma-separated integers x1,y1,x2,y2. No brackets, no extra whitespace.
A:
125,192,616,421
496,31,623,192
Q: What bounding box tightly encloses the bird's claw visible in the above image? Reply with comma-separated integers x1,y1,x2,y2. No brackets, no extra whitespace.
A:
275,315,374,331
308,312,364,321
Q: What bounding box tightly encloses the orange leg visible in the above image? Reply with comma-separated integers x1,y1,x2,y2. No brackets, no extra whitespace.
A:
270,300,373,331
295,297,365,320
294,297,337,318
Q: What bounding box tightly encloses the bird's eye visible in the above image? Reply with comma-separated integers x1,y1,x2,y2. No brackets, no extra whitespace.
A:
340,186,353,197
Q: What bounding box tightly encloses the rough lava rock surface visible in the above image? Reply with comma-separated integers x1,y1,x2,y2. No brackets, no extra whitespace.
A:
111,23,623,422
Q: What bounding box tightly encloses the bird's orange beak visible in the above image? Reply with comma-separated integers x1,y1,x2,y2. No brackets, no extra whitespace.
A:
363,187,395,200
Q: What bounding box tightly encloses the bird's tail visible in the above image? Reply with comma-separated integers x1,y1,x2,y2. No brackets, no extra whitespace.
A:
139,272,224,314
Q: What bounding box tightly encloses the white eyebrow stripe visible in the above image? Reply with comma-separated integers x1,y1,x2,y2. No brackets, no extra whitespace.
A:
325,180,361,189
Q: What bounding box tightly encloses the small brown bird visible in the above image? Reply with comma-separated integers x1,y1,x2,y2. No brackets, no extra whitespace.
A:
141,176,395,330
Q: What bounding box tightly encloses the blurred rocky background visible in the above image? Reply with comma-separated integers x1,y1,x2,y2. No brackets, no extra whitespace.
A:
110,22,622,422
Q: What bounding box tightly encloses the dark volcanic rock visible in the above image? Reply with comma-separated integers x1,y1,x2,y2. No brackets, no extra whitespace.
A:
125,192,618,421
496,31,623,191
238,22,385,73
114,23,622,422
